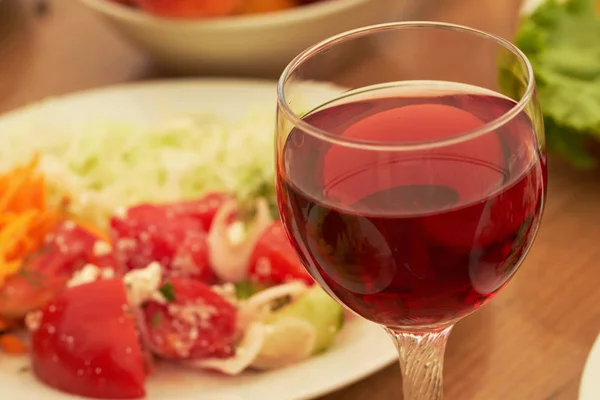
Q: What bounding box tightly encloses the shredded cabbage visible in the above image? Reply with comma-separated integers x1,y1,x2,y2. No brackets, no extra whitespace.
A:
0,108,277,227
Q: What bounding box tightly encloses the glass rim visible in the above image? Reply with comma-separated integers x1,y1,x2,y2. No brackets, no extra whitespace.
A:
277,21,536,151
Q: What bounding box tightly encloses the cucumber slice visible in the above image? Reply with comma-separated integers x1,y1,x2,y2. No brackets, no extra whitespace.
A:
251,317,316,370
266,286,344,355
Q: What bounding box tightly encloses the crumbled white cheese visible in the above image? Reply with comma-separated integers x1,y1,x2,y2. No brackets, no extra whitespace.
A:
93,240,112,257
25,310,42,332
67,264,115,288
124,262,165,307
101,268,115,279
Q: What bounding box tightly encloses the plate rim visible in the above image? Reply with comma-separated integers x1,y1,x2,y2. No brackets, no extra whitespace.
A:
0,77,278,119
579,334,600,400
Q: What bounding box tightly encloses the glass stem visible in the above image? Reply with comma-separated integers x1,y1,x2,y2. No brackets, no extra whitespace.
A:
385,325,453,400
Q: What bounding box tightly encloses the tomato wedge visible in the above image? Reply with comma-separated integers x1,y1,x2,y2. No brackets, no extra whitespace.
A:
0,221,117,319
29,279,146,399
163,193,235,231
248,221,314,286
0,249,78,320
142,277,237,360
125,193,234,230
110,200,220,283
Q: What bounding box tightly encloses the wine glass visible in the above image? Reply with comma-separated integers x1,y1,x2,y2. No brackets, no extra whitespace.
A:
275,22,546,399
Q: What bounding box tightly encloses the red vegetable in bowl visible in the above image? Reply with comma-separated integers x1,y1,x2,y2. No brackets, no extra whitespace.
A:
136,0,243,19
28,279,147,399
240,0,297,14
109,0,329,18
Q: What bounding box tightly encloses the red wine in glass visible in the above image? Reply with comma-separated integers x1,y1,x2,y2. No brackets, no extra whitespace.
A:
277,81,546,328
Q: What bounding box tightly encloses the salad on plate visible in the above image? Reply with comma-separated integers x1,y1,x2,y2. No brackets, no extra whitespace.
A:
0,108,344,399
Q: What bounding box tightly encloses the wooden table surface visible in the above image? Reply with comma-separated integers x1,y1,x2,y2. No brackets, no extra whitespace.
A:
0,1,598,399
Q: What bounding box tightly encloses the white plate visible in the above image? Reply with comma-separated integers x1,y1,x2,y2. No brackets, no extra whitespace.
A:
580,335,600,400
0,79,397,400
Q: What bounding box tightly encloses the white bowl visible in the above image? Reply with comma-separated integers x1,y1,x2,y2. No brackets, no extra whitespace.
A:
79,0,418,77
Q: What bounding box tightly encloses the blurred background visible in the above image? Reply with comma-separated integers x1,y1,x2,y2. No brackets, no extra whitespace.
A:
0,1,598,400
0,0,525,111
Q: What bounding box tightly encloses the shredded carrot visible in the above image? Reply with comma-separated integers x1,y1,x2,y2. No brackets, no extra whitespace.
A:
0,334,27,355
73,218,110,242
0,154,65,286
0,154,40,213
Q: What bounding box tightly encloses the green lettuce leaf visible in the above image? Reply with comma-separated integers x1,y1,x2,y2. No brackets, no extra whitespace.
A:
503,0,600,168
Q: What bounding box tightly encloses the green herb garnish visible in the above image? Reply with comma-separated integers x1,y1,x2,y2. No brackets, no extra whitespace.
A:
159,282,176,302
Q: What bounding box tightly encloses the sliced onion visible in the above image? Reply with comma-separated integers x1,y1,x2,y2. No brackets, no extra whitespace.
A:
184,322,266,376
237,281,309,332
179,282,312,375
207,198,272,283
